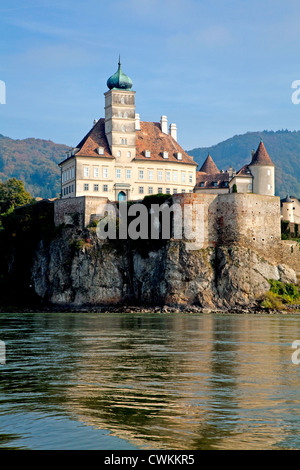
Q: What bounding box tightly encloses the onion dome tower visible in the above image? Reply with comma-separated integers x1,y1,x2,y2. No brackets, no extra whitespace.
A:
104,57,136,160
107,56,133,91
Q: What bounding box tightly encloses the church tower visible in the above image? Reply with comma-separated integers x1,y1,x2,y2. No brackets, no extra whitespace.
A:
104,57,136,161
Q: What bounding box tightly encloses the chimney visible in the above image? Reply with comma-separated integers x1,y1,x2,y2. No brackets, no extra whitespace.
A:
169,123,177,141
135,113,141,131
160,115,168,134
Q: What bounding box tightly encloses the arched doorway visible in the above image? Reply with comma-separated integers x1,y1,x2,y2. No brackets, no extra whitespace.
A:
118,191,127,202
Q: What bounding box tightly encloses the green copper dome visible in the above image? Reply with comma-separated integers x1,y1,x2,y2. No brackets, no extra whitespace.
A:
107,57,133,90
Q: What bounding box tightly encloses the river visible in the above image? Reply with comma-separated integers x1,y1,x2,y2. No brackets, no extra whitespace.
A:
0,312,300,450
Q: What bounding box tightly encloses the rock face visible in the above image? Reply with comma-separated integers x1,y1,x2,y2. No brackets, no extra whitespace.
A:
31,227,297,309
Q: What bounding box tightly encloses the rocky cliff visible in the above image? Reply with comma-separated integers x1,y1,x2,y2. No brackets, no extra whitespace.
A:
30,226,297,310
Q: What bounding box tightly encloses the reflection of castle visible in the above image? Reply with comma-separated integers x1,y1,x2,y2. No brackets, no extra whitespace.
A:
64,314,294,450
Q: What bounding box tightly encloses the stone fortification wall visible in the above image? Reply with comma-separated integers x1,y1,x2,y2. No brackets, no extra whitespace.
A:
216,193,281,248
54,196,109,227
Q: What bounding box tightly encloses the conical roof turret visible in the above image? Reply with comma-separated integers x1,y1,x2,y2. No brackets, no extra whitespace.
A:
199,154,219,174
250,140,274,166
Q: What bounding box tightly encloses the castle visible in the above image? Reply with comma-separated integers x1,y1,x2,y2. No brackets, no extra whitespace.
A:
54,60,298,268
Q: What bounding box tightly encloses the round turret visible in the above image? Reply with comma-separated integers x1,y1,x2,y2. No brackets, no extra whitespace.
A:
282,195,294,223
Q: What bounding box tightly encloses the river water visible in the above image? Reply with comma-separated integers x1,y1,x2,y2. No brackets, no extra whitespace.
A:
1,312,300,450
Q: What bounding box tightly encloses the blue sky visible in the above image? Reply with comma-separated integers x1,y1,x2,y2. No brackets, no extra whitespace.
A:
1,0,300,149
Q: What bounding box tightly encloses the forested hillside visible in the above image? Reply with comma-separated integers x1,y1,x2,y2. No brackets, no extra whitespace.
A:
0,134,69,198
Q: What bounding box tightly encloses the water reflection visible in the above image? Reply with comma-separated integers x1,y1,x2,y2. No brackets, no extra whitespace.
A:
1,313,300,449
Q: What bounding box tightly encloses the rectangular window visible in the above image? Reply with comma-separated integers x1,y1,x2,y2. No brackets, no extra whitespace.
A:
182,189,186,193
126,169,131,179
84,166,89,177
72,184,74,192
94,184,99,191
148,187,153,194
72,167,74,178
69,185,71,193
173,172,178,182
116,169,121,179
173,188,177,194
139,170,144,180
148,170,153,180
267,170,271,176
158,170,163,181
94,167,99,178
84,183,89,191
166,171,171,182
145,150,151,158
66,186,69,194
268,184,271,190
63,188,66,195
139,186,144,194
103,167,108,178
158,187,163,194
189,173,193,183
181,172,186,183
166,188,170,194
103,184,108,192
163,151,168,159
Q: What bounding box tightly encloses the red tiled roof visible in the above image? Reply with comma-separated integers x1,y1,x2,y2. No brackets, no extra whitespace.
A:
199,154,219,174
250,141,274,166
59,118,197,166
75,118,114,158
135,121,197,165
195,171,230,189
236,164,252,176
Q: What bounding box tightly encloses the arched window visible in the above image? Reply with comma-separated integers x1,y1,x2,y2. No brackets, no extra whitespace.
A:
121,97,125,104
119,112,123,118
124,112,128,119
122,126,126,132
127,151,131,158
117,151,121,157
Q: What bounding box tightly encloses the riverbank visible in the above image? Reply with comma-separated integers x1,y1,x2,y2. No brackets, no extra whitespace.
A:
0,302,299,314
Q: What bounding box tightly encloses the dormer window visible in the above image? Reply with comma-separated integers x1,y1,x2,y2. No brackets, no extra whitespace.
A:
97,147,104,155
200,182,205,187
213,182,218,187
145,150,151,158
176,152,182,160
163,151,168,159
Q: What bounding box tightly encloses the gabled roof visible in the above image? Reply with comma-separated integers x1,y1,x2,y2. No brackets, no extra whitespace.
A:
235,164,253,177
199,154,219,174
250,141,275,166
135,121,197,165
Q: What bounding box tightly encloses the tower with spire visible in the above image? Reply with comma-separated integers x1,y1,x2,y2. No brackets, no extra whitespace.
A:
104,57,136,160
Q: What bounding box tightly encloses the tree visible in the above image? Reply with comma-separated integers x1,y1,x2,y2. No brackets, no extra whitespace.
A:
232,183,238,193
0,178,33,215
